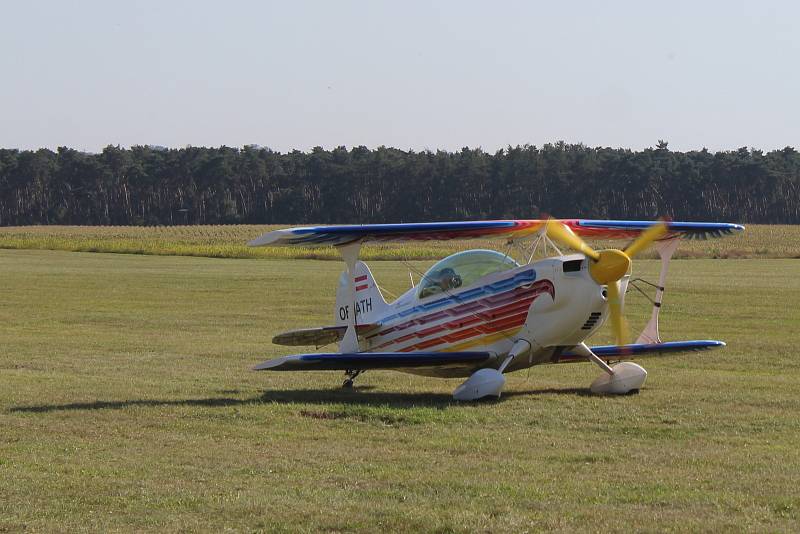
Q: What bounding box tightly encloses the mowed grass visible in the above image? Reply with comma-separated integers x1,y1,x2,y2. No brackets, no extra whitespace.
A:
1,250,799,532
1,223,799,260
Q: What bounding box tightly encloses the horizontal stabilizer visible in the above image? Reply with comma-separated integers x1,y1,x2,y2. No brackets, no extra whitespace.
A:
249,220,744,247
272,325,378,347
253,351,496,371
558,340,725,363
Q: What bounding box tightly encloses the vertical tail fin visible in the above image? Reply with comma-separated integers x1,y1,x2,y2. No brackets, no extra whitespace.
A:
335,261,389,327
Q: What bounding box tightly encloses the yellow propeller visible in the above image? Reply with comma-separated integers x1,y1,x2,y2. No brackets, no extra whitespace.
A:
605,280,628,345
544,220,600,261
545,219,668,345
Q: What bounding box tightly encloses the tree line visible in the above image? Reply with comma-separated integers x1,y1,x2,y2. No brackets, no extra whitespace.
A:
0,142,798,226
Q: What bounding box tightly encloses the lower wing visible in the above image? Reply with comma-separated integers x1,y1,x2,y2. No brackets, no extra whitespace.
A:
253,351,496,371
556,340,725,363
253,340,724,372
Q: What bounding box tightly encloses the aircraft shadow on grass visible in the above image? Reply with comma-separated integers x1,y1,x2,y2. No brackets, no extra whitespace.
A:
8,387,592,414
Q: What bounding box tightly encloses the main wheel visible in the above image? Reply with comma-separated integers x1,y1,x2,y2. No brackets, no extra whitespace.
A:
342,379,354,389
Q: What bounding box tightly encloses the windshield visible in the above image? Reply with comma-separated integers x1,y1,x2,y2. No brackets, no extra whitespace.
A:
418,249,519,299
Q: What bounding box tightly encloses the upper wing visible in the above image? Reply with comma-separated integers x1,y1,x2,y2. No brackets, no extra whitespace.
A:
556,340,726,363
253,351,496,371
569,220,744,240
249,219,744,247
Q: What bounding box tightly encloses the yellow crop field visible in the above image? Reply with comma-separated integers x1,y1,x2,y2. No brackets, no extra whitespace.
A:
0,224,798,260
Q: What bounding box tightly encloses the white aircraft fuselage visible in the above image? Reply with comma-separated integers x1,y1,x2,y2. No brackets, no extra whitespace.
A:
348,253,611,378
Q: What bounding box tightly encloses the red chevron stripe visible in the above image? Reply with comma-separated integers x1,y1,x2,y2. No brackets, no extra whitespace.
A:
380,297,537,349
416,324,447,337
400,311,529,352
444,315,483,330
442,327,482,343
371,280,553,339
370,287,551,351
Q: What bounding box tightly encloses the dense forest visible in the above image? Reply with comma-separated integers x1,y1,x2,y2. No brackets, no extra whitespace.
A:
0,142,798,226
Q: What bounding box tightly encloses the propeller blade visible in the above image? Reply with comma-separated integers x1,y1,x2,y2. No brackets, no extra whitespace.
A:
623,221,668,258
546,220,601,261
606,280,629,346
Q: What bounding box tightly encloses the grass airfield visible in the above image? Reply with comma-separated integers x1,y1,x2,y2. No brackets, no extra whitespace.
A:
1,248,799,532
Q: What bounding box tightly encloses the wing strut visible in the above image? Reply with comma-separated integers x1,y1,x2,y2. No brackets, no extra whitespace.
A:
635,237,680,344
337,242,361,353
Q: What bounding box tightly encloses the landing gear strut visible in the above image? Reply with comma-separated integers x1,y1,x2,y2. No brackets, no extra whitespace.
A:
342,369,363,388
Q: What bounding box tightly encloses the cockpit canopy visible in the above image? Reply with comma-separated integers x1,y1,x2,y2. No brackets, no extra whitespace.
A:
418,249,520,299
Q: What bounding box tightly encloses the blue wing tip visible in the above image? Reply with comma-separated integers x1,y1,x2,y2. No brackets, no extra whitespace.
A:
658,339,726,353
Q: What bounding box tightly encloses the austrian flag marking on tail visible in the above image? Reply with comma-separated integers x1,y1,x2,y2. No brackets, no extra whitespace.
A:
354,275,368,292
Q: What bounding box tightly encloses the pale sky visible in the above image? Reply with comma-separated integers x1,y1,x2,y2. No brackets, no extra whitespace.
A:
2,0,798,153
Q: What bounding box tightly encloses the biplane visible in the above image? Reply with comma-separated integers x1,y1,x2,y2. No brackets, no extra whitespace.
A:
250,219,744,400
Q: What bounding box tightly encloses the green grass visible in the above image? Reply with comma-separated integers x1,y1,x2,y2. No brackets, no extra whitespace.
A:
1,250,799,532
1,224,799,260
